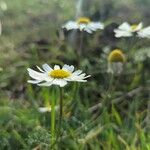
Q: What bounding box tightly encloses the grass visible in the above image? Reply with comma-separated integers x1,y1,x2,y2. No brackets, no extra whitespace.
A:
0,0,150,149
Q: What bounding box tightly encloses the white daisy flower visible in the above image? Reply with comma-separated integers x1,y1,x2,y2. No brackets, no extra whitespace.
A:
38,106,59,113
114,22,143,38
62,17,104,34
27,64,91,87
114,22,150,39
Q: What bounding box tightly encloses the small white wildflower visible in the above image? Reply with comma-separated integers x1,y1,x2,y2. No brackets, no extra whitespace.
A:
62,17,104,34
27,64,90,87
114,22,143,38
114,22,150,39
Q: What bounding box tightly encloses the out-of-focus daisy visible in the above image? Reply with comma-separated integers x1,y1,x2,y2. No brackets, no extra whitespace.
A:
62,17,104,33
114,22,143,38
0,67,3,72
38,105,59,113
114,22,150,39
27,64,90,87
107,49,126,74
134,47,150,62
0,1,7,11
38,106,52,113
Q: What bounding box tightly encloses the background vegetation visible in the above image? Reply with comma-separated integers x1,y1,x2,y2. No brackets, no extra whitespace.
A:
0,0,150,149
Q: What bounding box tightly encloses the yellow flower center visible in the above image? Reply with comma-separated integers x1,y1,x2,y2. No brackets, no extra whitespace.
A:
49,69,71,79
108,49,125,63
77,17,91,24
131,24,138,31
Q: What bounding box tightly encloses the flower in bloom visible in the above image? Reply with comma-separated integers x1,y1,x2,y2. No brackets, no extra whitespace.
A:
107,49,126,74
114,22,150,39
27,64,90,87
62,17,104,33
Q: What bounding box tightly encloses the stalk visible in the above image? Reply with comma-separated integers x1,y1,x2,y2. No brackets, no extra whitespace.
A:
51,89,55,148
59,87,63,129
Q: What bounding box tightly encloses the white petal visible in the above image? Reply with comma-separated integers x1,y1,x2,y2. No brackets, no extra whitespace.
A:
38,81,53,86
84,28,92,33
70,73,90,81
138,26,150,39
62,21,79,30
72,70,82,75
74,79,87,82
135,22,143,31
75,73,86,79
87,22,104,31
84,75,91,79
68,75,88,82
62,64,74,72
79,24,86,31
54,65,60,70
42,63,53,72
38,107,51,113
68,65,74,72
36,66,45,72
78,74,91,79
114,29,132,37
62,64,70,70
27,68,46,80
53,79,67,87
27,80,42,84
118,22,131,31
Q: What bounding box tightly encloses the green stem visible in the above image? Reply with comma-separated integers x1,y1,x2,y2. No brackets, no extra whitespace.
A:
79,31,84,55
51,89,55,147
108,73,114,92
59,87,63,130
103,73,114,103
77,31,83,67
57,87,63,149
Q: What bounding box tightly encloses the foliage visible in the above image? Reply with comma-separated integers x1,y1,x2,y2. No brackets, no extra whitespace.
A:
0,0,150,149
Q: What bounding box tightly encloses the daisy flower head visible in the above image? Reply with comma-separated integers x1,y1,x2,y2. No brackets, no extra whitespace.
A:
114,22,143,38
114,22,150,39
108,49,125,63
27,64,91,87
107,49,126,74
62,17,104,34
